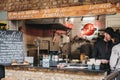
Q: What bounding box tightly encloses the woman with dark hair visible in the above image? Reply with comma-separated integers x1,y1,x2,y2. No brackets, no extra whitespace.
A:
110,30,120,80
92,27,114,75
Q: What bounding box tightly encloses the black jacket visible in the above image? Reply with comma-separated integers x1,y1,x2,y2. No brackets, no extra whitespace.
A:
92,39,113,60
0,65,5,78
92,38,113,71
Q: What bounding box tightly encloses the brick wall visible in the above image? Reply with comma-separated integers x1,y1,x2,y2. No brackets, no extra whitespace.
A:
0,0,118,12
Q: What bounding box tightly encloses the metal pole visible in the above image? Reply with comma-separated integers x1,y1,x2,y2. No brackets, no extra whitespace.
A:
37,45,40,67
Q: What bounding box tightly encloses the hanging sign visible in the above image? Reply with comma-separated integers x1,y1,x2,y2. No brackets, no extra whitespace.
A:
8,2,120,20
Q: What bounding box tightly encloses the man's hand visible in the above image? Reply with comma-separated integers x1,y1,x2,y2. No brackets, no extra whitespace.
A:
101,59,109,64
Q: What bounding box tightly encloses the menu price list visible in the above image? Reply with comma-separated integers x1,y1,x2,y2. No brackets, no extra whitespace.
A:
0,30,24,65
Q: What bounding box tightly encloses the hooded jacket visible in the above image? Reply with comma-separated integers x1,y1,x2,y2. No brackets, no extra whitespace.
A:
110,43,120,70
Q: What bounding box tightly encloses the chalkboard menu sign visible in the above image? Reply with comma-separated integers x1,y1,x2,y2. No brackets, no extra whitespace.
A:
0,30,24,65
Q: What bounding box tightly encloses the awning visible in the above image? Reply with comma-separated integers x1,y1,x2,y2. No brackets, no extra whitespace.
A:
26,23,70,30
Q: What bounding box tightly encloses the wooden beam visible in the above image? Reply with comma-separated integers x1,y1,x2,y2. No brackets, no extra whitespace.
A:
8,2,120,20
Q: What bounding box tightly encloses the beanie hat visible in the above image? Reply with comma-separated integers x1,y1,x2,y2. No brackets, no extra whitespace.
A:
104,27,114,38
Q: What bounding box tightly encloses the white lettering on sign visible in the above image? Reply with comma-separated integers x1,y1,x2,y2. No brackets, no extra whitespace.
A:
89,9,105,14
0,31,22,39
42,8,65,18
25,10,40,14
8,10,40,19
8,2,120,20
89,3,112,10
106,8,117,13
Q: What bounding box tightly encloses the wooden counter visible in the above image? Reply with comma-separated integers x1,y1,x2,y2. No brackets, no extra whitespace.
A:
4,66,106,80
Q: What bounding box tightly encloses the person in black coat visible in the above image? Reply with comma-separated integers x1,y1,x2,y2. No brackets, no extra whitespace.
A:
0,65,5,80
92,27,114,74
79,40,93,58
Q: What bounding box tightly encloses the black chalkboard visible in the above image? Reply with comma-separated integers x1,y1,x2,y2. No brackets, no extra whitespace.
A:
0,30,24,65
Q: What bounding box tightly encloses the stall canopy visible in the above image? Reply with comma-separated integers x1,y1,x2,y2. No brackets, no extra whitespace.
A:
24,18,70,37
24,23,69,37
25,18,70,30
25,23,70,30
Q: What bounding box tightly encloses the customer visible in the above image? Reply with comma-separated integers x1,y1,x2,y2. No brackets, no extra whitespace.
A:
0,65,5,80
92,27,114,74
110,31,120,70
109,31,120,80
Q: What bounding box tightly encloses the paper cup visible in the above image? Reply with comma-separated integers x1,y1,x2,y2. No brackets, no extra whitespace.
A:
95,65,100,70
88,65,92,70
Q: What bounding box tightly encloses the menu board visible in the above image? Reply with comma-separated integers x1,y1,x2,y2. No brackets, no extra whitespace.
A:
0,30,24,65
